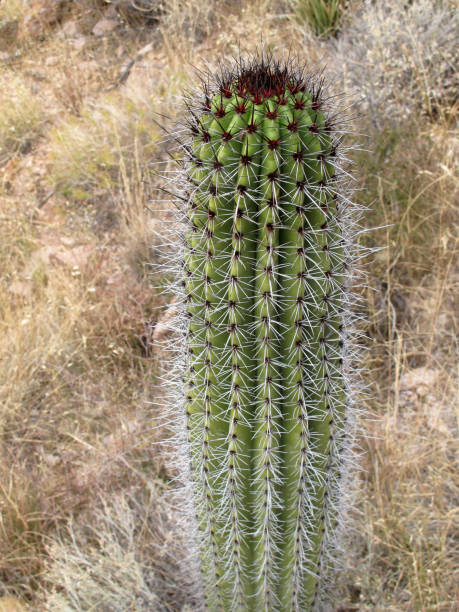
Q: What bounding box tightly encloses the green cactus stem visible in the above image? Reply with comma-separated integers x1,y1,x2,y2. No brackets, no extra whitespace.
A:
174,53,356,612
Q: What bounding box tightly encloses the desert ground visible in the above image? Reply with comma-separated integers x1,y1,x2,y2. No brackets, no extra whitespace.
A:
0,1,457,610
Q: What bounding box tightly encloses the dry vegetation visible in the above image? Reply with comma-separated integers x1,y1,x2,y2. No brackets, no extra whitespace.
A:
0,0,457,610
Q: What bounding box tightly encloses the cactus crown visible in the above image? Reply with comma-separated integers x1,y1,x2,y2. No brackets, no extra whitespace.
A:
156,52,361,612
204,57,312,100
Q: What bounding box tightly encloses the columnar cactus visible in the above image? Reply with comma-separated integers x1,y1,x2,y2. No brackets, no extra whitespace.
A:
162,54,358,612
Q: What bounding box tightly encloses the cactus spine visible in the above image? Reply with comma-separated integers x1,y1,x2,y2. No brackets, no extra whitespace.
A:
169,54,357,612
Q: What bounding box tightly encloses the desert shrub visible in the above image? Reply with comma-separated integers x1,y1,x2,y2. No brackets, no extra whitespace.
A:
335,0,458,123
43,490,192,612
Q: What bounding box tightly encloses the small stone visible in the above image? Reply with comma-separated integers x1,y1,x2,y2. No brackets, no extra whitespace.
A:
24,244,93,278
42,453,60,467
105,4,118,18
92,17,117,36
73,35,88,50
45,55,59,66
62,18,78,37
399,367,439,398
8,280,31,297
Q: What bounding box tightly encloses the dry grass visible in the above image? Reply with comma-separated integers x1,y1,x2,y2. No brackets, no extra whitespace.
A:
0,72,47,161
0,0,457,610
0,0,26,23
345,119,458,611
0,205,165,595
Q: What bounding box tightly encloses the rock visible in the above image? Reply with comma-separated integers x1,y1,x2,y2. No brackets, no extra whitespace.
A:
60,236,75,247
105,4,118,18
62,18,79,37
45,55,59,66
73,35,88,50
8,280,31,297
399,367,440,398
57,245,93,269
42,452,60,467
24,244,93,278
92,17,118,36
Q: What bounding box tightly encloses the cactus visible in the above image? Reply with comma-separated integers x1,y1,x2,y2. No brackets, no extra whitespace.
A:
159,53,359,612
